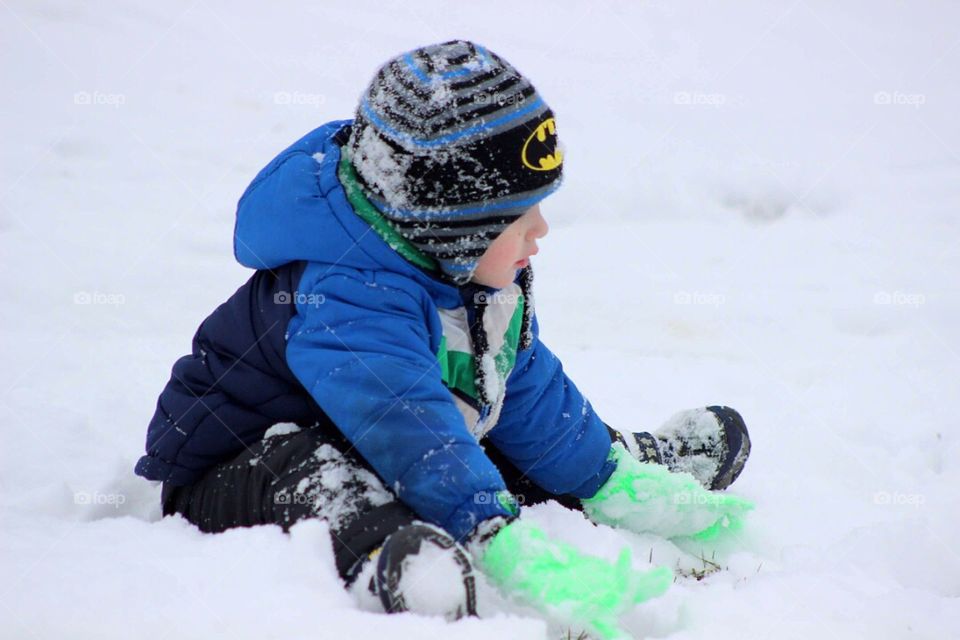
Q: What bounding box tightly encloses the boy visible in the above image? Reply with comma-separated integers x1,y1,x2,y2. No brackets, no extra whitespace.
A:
136,40,751,635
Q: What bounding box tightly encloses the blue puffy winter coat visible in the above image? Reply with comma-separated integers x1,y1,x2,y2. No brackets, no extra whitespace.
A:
135,120,615,538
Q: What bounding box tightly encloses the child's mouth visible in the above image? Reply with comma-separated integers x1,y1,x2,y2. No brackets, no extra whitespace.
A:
515,258,529,268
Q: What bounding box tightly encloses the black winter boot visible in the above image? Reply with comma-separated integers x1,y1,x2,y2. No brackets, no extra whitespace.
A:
618,406,751,490
364,523,478,620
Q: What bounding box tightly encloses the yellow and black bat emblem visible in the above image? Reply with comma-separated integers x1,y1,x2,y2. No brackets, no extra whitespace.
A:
521,117,563,171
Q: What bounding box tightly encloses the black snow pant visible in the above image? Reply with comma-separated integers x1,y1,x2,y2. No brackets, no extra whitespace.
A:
162,421,589,584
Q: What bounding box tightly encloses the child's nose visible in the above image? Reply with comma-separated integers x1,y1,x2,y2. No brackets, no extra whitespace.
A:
531,210,549,239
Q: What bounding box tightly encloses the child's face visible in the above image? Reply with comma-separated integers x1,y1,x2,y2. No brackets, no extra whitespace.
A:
471,204,549,288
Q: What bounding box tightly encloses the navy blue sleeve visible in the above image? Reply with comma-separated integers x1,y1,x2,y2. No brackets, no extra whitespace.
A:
486,315,616,498
285,265,516,539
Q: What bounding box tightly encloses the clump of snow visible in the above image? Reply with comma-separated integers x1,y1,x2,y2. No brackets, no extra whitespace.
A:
396,539,473,621
271,442,394,531
655,408,724,486
349,125,414,209
428,81,453,107
310,444,393,530
479,352,501,403
263,422,302,438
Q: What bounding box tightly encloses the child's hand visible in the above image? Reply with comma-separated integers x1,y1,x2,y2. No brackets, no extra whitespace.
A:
473,518,672,640
582,444,754,541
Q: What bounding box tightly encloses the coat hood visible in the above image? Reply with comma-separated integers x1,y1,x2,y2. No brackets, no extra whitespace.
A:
233,119,463,308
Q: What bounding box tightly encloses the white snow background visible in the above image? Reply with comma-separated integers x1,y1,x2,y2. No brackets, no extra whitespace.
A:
2,1,959,638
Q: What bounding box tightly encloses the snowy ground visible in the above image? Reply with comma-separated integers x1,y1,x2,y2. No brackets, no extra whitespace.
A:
2,1,959,638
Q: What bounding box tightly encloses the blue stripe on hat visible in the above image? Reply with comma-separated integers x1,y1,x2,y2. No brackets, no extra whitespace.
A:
474,44,494,67
360,96,545,149
402,52,431,83
373,179,561,220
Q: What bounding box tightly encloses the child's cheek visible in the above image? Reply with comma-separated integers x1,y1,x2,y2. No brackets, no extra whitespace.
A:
503,240,523,266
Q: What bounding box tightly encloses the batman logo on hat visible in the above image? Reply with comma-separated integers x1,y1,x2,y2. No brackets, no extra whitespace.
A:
521,118,563,171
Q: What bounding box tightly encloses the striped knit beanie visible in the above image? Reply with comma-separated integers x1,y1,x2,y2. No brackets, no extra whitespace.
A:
346,40,564,285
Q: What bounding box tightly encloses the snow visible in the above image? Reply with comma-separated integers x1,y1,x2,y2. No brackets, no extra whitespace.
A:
303,443,394,530
396,537,473,621
480,351,501,402
264,422,303,438
2,1,959,639
349,124,415,209
655,408,724,486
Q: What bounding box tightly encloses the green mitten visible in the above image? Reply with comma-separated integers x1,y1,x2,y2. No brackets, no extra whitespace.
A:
476,519,672,640
582,444,754,540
